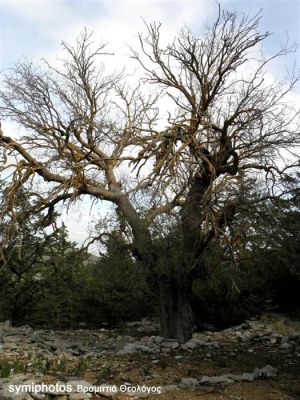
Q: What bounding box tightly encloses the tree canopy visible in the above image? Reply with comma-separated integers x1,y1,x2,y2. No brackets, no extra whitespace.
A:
0,8,299,342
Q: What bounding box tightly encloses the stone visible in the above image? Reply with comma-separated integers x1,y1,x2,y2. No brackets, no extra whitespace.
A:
153,336,164,344
69,394,92,399
205,341,220,348
3,343,18,350
198,365,277,386
116,341,151,355
253,364,277,378
161,340,179,350
281,336,289,344
161,385,179,393
181,340,197,350
30,394,46,400
3,336,29,343
178,378,199,389
0,375,37,400
228,373,256,382
279,342,291,349
200,375,234,384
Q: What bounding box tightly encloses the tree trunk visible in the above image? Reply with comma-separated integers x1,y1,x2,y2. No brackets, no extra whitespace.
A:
158,274,193,343
116,193,194,343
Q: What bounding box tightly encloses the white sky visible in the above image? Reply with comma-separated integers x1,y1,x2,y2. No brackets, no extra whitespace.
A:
0,0,299,251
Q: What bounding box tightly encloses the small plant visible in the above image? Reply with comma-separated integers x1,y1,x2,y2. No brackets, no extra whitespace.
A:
101,366,111,379
0,359,11,378
42,359,54,374
142,365,152,376
69,358,89,376
11,360,25,374
158,359,168,370
57,358,66,373
0,359,25,378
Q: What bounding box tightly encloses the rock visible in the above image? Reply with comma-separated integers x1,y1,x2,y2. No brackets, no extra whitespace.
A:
161,340,179,350
253,364,278,378
161,384,179,393
116,341,151,355
0,320,11,329
178,378,199,389
9,374,30,382
279,342,291,349
204,341,220,348
290,333,300,342
281,336,289,344
3,343,18,350
198,365,277,386
3,335,30,343
181,340,197,350
1,393,34,400
161,347,171,352
31,394,46,400
16,325,33,335
153,336,164,344
228,372,256,382
200,375,234,384
240,322,251,330
43,341,58,350
0,375,37,400
69,394,92,399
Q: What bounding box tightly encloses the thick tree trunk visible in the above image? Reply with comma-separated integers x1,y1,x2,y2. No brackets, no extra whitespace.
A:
115,192,196,343
159,274,193,343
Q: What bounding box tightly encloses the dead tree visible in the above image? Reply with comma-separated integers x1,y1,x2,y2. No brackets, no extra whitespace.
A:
1,13,299,342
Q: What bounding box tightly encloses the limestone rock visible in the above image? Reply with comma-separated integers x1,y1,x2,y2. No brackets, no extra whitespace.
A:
161,340,179,350
116,341,151,355
253,364,278,378
200,375,234,384
178,378,199,389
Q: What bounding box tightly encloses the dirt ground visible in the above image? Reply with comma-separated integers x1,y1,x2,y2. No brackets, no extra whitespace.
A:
2,313,300,400
53,314,300,399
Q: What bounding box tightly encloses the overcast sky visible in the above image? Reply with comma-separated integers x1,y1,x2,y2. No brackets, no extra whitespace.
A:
0,0,299,250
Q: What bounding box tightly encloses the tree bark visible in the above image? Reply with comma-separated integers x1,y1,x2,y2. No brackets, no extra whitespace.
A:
159,274,193,343
115,190,202,343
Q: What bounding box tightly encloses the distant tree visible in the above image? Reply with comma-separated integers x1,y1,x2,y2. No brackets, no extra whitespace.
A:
0,183,54,324
82,232,154,327
31,224,88,329
1,8,299,341
0,183,86,327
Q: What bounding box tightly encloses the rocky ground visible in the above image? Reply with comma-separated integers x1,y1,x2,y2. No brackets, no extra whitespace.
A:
0,313,300,400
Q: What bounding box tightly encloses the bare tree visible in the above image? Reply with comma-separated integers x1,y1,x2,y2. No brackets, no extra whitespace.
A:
0,11,299,342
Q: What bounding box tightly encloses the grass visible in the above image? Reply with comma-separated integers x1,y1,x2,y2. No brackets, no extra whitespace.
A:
0,359,26,378
260,313,300,335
